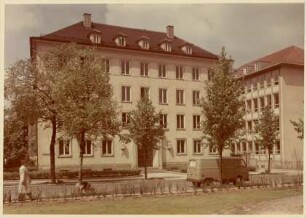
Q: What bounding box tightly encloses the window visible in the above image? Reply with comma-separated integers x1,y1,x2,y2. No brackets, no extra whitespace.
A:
254,63,260,71
246,100,252,112
259,74,265,89
275,141,280,154
193,140,202,154
255,143,260,154
246,80,252,92
177,139,186,154
231,144,235,153
266,72,272,87
208,69,214,81
274,93,279,108
164,42,172,52
193,91,200,105
260,97,265,111
237,144,241,154
143,40,149,49
159,64,167,78
247,121,252,133
266,95,272,108
177,114,185,129
102,58,110,73
176,66,183,79
253,77,258,91
83,140,93,156
117,36,126,46
140,87,150,99
274,73,279,85
121,60,130,75
122,112,130,127
276,117,279,131
176,90,184,105
242,142,247,152
209,145,217,154
121,86,131,102
192,68,199,81
160,114,168,128
59,140,71,156
93,34,101,44
141,63,149,76
159,88,167,104
248,142,253,153
253,98,258,112
102,140,113,156
193,115,201,130
253,120,258,133
186,46,192,55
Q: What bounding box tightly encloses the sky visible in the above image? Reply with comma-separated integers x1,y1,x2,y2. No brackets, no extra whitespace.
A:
4,3,304,68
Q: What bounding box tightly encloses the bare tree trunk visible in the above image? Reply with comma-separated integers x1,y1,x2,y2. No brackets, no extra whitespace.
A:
144,146,148,180
268,148,271,173
78,131,85,183
49,115,57,184
219,147,223,186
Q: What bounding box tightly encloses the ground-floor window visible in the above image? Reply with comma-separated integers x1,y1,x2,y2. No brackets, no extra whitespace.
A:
83,140,93,156
102,140,113,156
209,145,217,154
275,141,280,154
176,139,186,155
59,140,71,157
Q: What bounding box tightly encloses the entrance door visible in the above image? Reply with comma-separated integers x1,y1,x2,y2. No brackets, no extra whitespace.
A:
138,147,153,168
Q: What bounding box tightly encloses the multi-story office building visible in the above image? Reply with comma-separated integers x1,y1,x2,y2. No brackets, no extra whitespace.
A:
234,46,304,169
29,14,221,170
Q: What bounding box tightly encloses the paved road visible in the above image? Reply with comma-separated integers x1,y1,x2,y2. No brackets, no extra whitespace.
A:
220,194,303,214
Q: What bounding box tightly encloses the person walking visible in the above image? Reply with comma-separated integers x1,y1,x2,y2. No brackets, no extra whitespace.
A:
18,163,32,202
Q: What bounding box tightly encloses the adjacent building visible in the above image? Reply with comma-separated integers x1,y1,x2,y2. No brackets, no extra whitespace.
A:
235,46,304,169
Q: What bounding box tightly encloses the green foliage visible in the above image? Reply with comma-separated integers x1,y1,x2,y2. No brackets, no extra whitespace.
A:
255,106,279,172
201,47,245,153
127,97,165,179
291,119,304,140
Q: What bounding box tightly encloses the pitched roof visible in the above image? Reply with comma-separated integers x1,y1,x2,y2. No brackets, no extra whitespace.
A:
34,21,218,60
239,46,304,69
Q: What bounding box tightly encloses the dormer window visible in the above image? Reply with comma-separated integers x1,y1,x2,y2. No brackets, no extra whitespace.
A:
186,46,192,54
180,42,193,55
138,37,150,50
114,33,127,47
88,31,102,44
164,42,171,52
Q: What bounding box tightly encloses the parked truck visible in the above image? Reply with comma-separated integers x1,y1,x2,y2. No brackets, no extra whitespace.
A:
187,157,249,187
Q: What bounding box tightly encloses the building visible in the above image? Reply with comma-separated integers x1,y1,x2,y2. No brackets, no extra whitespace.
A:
29,13,223,170
234,46,304,169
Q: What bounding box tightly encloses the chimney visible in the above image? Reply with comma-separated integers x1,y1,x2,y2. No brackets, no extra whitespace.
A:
166,25,174,38
83,13,92,28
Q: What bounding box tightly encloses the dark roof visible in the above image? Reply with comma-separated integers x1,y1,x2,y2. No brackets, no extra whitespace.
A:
236,46,304,77
34,21,218,60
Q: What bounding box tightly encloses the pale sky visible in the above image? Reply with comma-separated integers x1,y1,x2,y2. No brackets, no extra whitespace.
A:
4,3,304,68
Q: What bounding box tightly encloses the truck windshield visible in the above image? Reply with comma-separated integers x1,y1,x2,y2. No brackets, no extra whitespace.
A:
189,160,196,167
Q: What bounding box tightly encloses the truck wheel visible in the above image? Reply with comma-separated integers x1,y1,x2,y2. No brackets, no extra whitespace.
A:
192,182,201,188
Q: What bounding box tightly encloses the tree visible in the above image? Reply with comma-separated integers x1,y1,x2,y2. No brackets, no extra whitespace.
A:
201,47,245,184
127,97,165,179
3,108,30,168
5,58,60,183
255,106,279,173
291,119,304,140
53,43,120,183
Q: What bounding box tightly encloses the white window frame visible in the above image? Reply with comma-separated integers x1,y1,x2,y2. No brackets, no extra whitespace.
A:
193,91,200,105
176,66,184,80
192,67,199,81
121,60,130,75
176,139,186,155
159,88,168,104
186,46,192,55
102,58,110,73
176,89,184,105
117,36,126,47
143,40,149,49
193,115,201,130
247,121,253,134
140,62,149,77
177,114,185,129
253,98,258,112
122,112,130,127
159,64,167,78
59,139,71,157
160,114,168,129
101,139,113,156
121,86,131,102
209,145,217,155
193,140,202,154
274,93,279,108
83,140,93,157
140,87,150,99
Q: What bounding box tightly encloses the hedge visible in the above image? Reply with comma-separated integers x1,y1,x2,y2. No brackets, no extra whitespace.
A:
3,169,141,180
